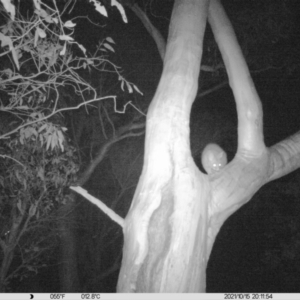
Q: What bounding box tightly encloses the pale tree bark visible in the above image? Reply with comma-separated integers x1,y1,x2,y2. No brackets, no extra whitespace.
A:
116,0,300,293
118,0,210,292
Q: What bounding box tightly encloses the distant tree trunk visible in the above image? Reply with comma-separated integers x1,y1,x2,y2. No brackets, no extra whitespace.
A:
0,248,13,292
58,202,80,292
58,111,85,292
117,0,300,292
59,107,145,291
0,211,27,292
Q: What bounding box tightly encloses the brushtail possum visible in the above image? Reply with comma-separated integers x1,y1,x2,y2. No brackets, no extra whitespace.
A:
201,143,227,174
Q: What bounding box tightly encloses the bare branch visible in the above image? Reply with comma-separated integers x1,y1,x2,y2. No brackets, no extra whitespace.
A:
69,186,124,228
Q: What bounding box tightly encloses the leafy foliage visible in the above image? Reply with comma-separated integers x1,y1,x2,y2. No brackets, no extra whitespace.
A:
0,131,79,290
0,0,140,148
0,0,113,290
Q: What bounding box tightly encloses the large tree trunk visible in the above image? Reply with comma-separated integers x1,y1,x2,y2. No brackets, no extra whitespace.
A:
117,0,300,293
117,0,210,292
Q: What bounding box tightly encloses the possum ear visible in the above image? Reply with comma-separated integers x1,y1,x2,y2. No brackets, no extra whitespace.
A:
201,143,227,174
